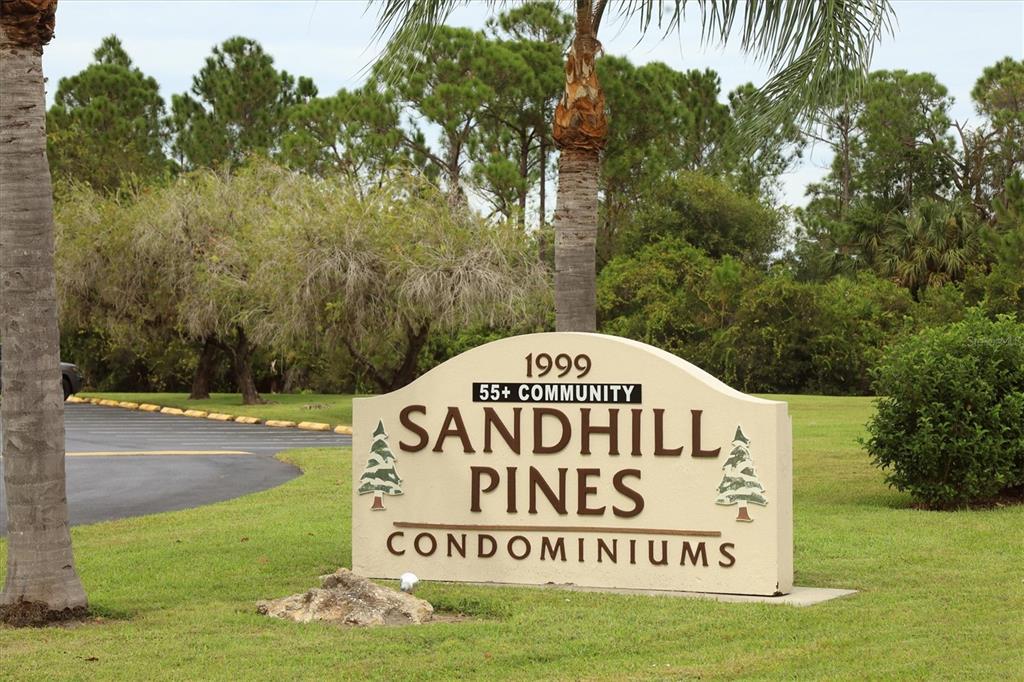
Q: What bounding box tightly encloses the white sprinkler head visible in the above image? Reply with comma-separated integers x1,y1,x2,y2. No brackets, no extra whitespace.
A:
399,572,419,593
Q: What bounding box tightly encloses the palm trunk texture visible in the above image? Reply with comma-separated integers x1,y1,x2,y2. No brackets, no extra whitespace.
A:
552,3,607,332
553,149,600,331
1,1,89,624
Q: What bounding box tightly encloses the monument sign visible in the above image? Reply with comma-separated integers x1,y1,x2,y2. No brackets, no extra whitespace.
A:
352,333,793,596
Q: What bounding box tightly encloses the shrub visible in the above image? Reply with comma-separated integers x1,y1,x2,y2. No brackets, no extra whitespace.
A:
709,271,819,393
597,238,722,362
808,274,915,394
617,171,784,268
865,311,1024,508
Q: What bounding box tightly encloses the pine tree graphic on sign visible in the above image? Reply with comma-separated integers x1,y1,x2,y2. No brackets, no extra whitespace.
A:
715,426,768,522
358,420,403,511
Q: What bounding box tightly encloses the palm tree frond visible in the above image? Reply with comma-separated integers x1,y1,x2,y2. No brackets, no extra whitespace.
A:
622,1,895,145
374,0,894,145
373,0,504,82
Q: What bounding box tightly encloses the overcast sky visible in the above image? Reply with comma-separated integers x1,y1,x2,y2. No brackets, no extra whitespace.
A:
42,1,1024,208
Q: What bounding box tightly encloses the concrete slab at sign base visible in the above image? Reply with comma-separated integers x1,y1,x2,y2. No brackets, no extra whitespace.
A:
477,582,857,607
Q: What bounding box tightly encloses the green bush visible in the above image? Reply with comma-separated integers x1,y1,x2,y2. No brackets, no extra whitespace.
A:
808,274,915,394
865,311,1024,508
709,271,819,393
599,244,919,395
616,172,784,268
597,237,722,363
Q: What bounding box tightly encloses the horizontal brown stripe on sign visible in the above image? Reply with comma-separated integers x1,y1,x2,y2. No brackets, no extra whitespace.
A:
392,521,720,538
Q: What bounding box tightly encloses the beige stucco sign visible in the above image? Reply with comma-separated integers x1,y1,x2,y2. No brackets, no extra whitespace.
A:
352,333,793,596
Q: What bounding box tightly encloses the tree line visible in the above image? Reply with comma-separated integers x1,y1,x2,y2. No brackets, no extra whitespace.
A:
48,5,796,227
50,5,1022,398
57,164,548,403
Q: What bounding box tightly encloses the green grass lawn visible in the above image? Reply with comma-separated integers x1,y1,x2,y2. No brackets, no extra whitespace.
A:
3,395,1022,679
77,392,355,427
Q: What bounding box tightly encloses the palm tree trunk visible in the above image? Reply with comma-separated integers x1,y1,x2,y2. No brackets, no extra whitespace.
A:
1,11,89,624
553,149,600,331
552,2,607,332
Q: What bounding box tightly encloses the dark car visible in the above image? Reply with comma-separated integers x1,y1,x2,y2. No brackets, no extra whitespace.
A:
0,351,83,400
60,362,84,399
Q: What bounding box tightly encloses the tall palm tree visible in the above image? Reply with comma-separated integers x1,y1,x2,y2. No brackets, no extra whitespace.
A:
1,0,88,624
375,0,894,331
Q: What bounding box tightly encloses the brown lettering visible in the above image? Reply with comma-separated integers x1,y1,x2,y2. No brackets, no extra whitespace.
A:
433,407,475,453
414,532,437,556
529,466,568,514
629,539,637,564
612,469,645,518
648,540,668,565
691,410,721,458
533,408,571,454
478,534,497,558
540,536,566,561
718,542,736,568
631,409,643,456
653,409,683,456
470,466,499,512
447,533,466,558
576,468,606,515
581,408,620,455
507,535,531,560
597,538,618,563
399,405,428,452
386,531,405,556
484,407,521,454
506,466,518,513
681,541,708,566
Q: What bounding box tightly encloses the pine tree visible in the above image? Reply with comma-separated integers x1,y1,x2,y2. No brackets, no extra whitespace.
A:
358,421,404,511
169,36,316,170
715,426,768,522
47,35,169,192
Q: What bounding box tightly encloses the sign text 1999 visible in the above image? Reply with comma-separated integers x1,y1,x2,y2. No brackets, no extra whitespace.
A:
525,353,591,378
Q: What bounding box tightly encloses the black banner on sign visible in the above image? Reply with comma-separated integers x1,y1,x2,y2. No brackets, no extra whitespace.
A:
473,382,643,404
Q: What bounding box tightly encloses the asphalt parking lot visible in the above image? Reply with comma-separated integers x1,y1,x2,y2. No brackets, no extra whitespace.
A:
0,403,352,534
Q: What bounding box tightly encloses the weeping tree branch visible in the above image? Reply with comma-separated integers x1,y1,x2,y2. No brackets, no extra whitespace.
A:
251,171,551,392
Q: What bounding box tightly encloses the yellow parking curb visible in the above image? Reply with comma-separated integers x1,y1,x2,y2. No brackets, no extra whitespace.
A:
68,450,253,457
298,421,331,431
75,396,352,435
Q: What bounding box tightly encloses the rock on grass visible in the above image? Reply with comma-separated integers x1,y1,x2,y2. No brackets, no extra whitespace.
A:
257,568,433,626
